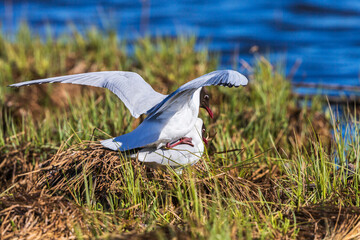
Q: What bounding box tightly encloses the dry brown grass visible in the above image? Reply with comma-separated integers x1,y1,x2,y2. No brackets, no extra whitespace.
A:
294,205,360,239
34,142,264,208
0,190,84,240
1,143,266,239
1,142,360,239
0,144,56,193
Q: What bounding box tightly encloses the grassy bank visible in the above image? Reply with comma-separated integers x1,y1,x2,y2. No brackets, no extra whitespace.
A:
1,25,360,239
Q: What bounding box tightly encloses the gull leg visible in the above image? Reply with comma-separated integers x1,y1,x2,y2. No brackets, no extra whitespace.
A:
166,137,194,148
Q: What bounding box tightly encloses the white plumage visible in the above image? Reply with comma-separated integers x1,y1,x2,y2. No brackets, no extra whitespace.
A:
130,118,205,173
9,70,248,151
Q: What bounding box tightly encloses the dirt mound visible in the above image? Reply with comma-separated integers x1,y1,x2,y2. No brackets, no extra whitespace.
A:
36,143,135,201
0,144,56,193
292,205,360,239
2,142,360,239
35,142,262,208
0,191,85,240
103,225,192,240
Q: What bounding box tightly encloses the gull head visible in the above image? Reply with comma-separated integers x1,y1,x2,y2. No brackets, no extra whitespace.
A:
200,87,213,118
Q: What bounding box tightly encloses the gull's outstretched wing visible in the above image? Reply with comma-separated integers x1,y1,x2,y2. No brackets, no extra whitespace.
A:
9,71,167,118
145,70,248,119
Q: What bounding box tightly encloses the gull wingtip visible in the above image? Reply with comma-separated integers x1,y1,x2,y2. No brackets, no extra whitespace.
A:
225,69,249,86
241,76,249,86
7,83,18,88
233,71,249,86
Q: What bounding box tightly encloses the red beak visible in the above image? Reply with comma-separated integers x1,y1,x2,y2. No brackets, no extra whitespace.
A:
204,106,213,119
202,137,208,145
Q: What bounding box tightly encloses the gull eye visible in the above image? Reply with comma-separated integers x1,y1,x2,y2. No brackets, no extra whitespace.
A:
204,95,209,100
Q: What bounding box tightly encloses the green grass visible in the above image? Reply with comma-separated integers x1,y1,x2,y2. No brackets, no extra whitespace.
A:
1,25,360,239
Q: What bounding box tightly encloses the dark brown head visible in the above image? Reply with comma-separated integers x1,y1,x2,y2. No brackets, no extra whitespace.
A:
200,87,213,119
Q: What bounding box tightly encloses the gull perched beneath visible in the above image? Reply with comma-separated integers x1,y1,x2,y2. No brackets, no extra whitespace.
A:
9,70,248,151
131,118,206,173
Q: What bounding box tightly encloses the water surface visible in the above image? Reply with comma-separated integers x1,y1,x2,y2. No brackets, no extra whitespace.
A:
1,0,360,94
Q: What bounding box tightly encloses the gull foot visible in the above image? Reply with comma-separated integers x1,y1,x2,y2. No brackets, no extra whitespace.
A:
166,137,194,148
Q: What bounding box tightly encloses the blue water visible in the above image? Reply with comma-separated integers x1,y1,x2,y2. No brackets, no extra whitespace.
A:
1,0,360,93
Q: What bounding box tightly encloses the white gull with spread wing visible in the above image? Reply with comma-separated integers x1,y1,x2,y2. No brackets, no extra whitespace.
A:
9,70,248,151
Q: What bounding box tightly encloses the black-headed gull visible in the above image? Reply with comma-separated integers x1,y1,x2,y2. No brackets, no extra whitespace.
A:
9,70,248,150
131,118,206,173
